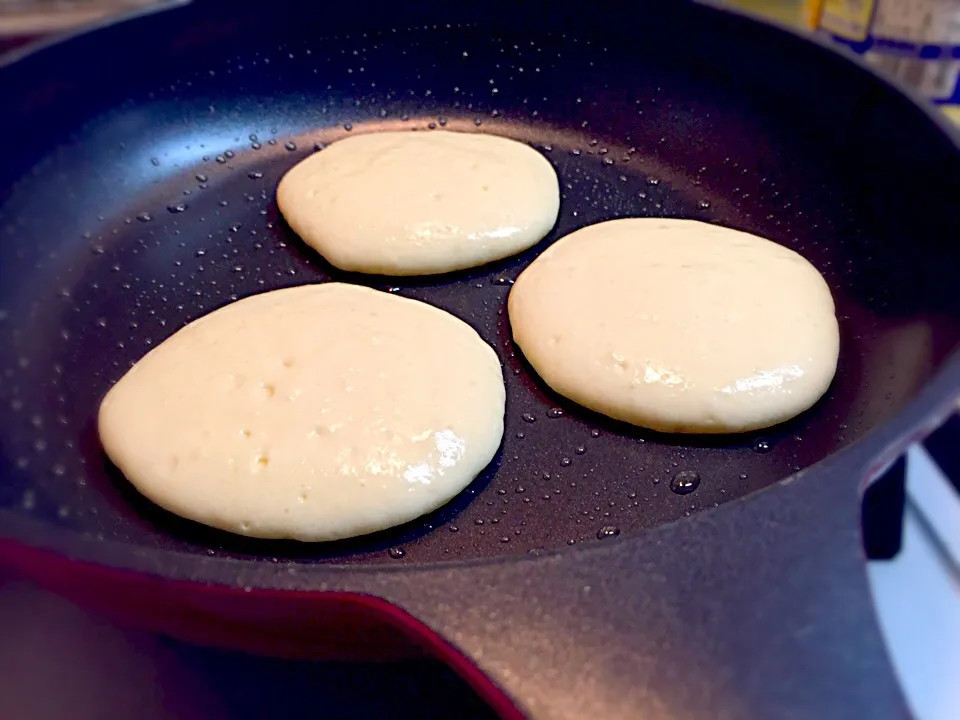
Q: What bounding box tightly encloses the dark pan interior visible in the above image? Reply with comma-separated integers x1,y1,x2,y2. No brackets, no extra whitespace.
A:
2,4,960,566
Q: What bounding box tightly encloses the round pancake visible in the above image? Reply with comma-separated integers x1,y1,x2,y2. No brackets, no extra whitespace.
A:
508,218,839,434
277,130,560,275
99,283,506,541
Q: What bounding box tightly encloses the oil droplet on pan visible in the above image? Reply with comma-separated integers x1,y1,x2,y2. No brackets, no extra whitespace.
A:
670,470,701,495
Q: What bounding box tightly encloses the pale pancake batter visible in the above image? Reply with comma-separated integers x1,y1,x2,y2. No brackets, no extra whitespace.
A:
99,283,505,541
277,130,560,275
509,219,839,434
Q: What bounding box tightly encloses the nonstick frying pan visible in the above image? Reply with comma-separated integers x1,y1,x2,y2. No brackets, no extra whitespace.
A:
2,1,960,718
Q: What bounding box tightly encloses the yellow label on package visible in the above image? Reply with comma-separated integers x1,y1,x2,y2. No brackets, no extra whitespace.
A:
820,0,878,42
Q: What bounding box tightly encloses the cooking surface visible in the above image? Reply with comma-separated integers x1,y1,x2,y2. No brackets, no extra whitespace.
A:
2,21,960,566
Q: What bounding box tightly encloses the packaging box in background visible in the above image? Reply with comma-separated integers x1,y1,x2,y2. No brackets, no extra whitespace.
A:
820,0,960,105
717,0,824,28
729,0,960,105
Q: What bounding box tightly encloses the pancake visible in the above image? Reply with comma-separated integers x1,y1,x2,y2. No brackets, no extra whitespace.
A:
277,130,560,275
508,218,839,433
99,283,506,540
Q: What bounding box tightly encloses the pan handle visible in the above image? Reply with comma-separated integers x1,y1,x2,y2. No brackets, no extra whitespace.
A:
371,375,960,719
367,456,911,720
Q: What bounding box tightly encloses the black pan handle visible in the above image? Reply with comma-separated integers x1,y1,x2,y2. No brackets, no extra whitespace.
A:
365,461,909,720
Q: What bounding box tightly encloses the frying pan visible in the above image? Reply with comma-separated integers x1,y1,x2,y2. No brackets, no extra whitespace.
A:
2,0,960,717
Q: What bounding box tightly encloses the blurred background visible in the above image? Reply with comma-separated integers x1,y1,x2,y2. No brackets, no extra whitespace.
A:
0,0,166,36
